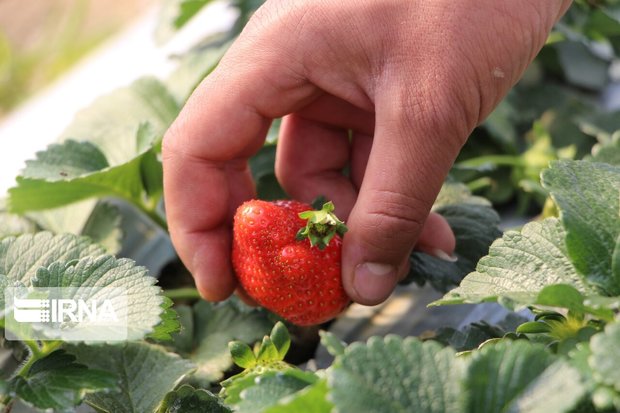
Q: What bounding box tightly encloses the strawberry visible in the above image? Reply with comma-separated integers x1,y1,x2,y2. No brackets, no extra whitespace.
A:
232,199,350,325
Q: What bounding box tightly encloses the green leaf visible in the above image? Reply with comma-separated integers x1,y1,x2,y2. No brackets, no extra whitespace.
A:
30,255,164,341
9,139,159,213
584,294,620,311
580,111,620,143
432,313,528,352
172,299,273,385
249,145,287,200
516,321,552,334
79,202,123,253
0,233,166,341
270,321,291,360
464,340,563,413
170,304,194,352
166,37,232,103
406,203,501,291
227,369,318,413
568,321,620,411
139,138,164,200
20,140,109,179
147,296,182,342
262,379,333,413
499,360,586,413
319,330,346,357
28,200,123,254
0,198,36,238
482,99,519,153
405,182,501,290
157,384,231,413
156,0,216,44
589,320,620,392
532,284,613,320
257,336,279,363
536,283,584,309
590,137,620,166
9,77,177,215
59,77,178,166
329,336,463,413
436,218,596,307
6,349,117,411
542,160,620,294
67,341,195,413
229,341,256,369
0,232,105,286
554,41,610,91
614,235,620,283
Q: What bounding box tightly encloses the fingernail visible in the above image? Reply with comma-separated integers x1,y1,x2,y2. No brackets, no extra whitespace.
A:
353,262,397,303
431,249,458,262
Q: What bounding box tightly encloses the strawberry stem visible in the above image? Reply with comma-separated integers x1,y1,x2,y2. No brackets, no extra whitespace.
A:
296,201,348,250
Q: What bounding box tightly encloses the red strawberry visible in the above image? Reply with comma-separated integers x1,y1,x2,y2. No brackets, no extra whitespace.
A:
232,199,350,325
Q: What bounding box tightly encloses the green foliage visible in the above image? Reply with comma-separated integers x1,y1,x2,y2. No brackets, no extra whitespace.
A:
329,336,462,413
249,144,288,200
437,160,620,313
148,296,182,342
542,161,620,293
5,350,117,411
168,299,273,386
318,330,346,357
66,341,195,413
156,0,217,44
432,312,528,352
24,200,123,254
157,384,232,413
0,199,36,238
9,136,161,214
7,77,177,233
59,77,178,165
405,182,502,291
260,380,332,413
226,370,319,413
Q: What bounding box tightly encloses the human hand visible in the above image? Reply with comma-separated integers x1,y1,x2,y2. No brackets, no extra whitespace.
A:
162,0,571,305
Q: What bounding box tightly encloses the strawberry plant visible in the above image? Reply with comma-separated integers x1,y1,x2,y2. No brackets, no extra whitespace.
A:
1,0,620,412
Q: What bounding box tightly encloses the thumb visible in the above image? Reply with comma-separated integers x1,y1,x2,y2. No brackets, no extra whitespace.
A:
342,92,468,305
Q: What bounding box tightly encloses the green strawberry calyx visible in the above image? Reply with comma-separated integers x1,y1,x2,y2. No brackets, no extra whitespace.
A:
295,201,348,250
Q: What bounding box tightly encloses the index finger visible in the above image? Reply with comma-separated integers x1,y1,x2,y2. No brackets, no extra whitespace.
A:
162,44,318,301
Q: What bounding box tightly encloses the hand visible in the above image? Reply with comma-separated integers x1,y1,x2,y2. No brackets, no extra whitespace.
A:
162,0,571,305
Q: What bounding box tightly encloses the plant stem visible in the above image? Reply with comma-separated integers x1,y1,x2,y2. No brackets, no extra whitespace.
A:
133,198,168,232
163,287,202,301
16,341,62,378
466,177,493,192
458,155,525,168
1,341,62,409
145,207,168,232
41,341,63,354
22,340,42,358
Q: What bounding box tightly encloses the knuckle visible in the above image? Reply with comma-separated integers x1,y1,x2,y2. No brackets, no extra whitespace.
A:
247,1,323,41
358,189,426,255
161,123,182,162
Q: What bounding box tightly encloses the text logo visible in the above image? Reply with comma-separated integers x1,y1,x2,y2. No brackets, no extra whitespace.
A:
5,287,128,342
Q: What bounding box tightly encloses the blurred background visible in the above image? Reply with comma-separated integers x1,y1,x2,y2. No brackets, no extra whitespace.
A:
0,0,236,194
0,0,151,118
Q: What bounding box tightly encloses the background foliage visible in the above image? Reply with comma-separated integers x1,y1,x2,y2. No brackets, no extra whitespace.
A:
1,0,620,412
